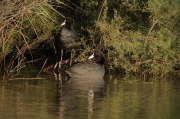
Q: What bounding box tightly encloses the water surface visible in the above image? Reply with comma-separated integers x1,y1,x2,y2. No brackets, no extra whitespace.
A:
0,68,180,119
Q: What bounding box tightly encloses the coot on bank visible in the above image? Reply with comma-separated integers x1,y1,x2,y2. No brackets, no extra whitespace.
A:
55,17,79,67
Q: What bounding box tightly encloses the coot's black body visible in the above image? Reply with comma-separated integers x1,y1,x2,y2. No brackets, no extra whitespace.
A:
65,49,105,78
55,17,79,66
56,18,79,50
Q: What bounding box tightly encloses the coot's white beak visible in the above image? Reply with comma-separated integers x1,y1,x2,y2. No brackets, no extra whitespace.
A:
88,53,94,59
61,20,66,26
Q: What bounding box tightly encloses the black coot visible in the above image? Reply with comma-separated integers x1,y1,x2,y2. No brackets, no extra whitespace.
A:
65,49,105,78
55,17,79,67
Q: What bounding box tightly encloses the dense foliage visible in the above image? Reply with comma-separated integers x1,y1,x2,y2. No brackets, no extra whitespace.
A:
77,0,180,75
1,0,180,79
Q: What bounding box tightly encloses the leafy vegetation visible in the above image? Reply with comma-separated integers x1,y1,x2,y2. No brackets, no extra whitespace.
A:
78,0,180,76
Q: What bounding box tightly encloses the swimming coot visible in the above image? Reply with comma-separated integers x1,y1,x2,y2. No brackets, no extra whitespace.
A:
55,17,79,67
65,49,105,78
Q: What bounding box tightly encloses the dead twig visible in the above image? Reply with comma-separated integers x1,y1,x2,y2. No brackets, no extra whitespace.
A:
36,58,48,78
97,0,106,21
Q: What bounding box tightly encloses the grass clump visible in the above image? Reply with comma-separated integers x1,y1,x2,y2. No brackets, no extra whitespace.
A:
0,0,64,79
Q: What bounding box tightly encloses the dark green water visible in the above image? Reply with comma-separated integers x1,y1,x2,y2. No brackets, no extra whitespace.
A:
0,68,180,119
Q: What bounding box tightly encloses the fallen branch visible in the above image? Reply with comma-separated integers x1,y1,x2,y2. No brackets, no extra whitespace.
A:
9,77,46,80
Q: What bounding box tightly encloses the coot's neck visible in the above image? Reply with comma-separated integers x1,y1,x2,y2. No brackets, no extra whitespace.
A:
64,25,73,30
97,56,105,65
64,24,73,29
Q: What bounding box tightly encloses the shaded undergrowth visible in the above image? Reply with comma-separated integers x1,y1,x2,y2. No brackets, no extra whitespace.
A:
1,0,180,80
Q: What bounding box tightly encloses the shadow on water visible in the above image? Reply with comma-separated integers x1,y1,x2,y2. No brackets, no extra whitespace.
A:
1,66,180,119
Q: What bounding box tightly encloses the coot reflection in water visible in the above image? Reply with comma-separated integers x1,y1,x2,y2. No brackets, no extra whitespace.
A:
64,77,104,91
57,77,105,118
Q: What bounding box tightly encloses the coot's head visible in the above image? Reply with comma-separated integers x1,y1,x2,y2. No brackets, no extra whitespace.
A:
88,49,105,64
61,17,74,27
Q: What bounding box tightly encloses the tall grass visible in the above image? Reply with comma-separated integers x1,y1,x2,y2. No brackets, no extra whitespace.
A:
0,0,64,79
